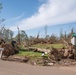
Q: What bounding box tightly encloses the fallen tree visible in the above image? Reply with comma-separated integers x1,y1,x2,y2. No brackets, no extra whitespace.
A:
49,46,74,61
1,42,19,58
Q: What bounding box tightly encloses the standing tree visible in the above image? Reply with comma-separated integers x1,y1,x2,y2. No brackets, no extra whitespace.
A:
20,30,28,41
0,3,5,40
71,28,74,34
2,28,14,41
0,3,5,24
3,28,9,41
37,31,40,39
17,26,21,44
60,28,63,39
9,30,14,41
64,31,67,39
44,25,48,38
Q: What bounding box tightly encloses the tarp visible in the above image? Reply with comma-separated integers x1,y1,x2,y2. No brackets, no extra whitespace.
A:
72,34,76,37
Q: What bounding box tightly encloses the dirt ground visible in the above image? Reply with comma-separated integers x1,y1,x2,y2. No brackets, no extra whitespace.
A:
0,60,76,75
2,55,76,66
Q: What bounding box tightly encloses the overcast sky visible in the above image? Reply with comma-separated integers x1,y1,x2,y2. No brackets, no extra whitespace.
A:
0,0,76,37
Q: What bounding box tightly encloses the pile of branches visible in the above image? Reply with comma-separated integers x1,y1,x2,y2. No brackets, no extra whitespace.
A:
49,46,74,61
1,42,19,58
0,39,19,57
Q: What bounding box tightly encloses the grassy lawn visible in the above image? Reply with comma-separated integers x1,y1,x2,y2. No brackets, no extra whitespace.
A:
31,43,63,49
17,43,63,58
17,51,43,58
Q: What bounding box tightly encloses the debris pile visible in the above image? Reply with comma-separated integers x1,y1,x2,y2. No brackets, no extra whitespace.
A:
49,46,75,61
0,38,19,58
49,47,63,61
1,42,19,58
2,55,29,63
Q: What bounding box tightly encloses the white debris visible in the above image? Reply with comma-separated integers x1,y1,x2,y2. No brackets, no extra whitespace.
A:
41,53,45,56
45,52,48,54
47,63,54,66
0,48,4,58
34,62,36,65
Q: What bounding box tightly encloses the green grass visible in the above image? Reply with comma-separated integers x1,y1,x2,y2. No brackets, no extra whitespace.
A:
17,50,48,59
31,43,63,49
17,43,63,58
17,51,42,57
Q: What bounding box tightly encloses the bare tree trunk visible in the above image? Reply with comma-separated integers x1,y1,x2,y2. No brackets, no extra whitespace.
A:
17,26,21,45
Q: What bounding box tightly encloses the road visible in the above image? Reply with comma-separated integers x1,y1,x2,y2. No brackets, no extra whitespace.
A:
0,60,76,75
